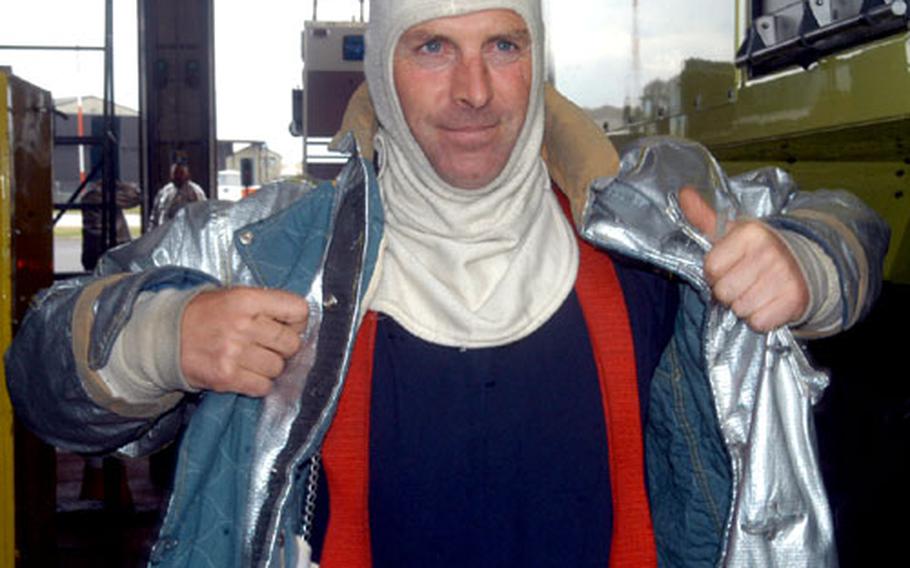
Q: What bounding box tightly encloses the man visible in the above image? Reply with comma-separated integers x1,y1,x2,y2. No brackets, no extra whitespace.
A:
6,1,887,567
80,179,141,271
149,161,207,229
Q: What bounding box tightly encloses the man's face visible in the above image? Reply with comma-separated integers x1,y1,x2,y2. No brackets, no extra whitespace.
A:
393,9,533,190
172,165,190,186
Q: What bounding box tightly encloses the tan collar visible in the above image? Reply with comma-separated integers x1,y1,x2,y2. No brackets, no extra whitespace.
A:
330,82,620,226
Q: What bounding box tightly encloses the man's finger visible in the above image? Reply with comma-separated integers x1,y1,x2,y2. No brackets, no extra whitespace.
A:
250,316,302,358
729,274,779,321
708,220,794,283
744,296,801,334
224,369,275,398
679,186,718,241
710,253,764,306
240,345,287,379
241,288,310,324
703,230,750,285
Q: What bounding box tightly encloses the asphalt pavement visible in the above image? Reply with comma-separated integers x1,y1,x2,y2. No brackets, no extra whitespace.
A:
53,212,141,274
54,237,84,273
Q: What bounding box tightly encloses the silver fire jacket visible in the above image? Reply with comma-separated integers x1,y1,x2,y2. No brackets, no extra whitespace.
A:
583,137,889,567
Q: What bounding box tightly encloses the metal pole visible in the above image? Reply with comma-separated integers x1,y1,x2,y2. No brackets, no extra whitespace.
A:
51,161,104,226
313,0,318,21
102,0,118,251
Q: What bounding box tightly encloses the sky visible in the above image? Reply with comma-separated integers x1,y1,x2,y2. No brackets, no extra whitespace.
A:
547,0,735,109
2,0,734,171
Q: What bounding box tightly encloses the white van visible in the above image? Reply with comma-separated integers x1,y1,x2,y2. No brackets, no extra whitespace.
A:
217,169,244,201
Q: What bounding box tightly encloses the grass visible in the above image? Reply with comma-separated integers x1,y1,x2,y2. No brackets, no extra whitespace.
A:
53,206,142,240
54,227,82,239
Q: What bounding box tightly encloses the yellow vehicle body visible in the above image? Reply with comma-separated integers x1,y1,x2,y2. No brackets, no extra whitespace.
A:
0,66,55,568
0,68,16,568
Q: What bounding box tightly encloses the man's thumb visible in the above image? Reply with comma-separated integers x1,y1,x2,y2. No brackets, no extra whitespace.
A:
679,186,718,241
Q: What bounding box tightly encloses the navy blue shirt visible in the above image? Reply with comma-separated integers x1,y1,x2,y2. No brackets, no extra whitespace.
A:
311,258,678,567
369,290,612,566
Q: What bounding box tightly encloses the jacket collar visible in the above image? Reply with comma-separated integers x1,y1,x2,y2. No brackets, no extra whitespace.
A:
234,157,384,300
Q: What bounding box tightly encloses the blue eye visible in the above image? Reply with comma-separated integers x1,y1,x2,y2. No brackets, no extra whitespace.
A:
495,39,517,52
421,39,443,54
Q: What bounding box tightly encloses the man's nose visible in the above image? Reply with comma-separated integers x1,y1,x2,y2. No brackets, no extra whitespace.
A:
452,54,492,109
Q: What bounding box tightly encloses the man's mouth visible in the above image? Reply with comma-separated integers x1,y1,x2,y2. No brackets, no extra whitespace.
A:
443,122,497,132
439,122,499,145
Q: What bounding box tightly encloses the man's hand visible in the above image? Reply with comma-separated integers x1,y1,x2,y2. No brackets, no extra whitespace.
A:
679,186,809,333
180,288,309,397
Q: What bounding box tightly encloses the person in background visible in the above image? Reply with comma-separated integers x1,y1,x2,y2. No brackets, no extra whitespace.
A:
149,161,206,229
80,179,141,272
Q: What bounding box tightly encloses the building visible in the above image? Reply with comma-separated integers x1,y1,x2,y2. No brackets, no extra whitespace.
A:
53,96,140,204
223,142,282,186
